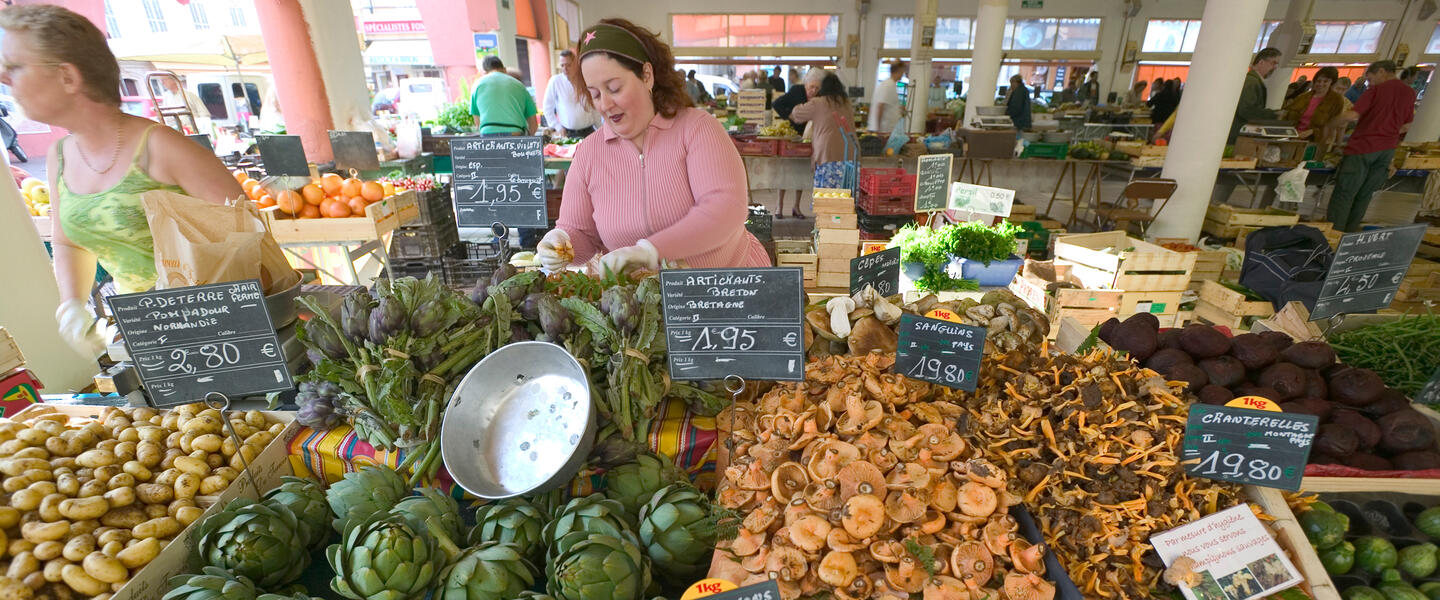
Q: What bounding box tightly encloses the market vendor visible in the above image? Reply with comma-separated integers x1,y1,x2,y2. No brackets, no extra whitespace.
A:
536,19,770,272
0,5,247,356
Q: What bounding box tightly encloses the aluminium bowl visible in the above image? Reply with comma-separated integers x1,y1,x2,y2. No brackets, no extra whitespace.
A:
440,341,594,499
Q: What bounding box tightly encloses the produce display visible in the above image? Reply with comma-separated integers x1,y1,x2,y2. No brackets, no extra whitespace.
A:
758,120,799,138
0,404,284,599
19,177,48,217
1328,315,1440,403
1098,315,1440,472
239,170,399,219
378,173,441,193
1299,495,1440,600
803,288,1050,361
890,222,1024,292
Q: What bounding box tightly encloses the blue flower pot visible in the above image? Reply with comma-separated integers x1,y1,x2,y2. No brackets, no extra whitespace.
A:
946,255,1024,287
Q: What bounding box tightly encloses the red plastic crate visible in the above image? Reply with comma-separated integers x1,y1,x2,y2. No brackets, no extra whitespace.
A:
859,229,894,241
733,137,777,156
858,192,917,216
778,140,812,157
859,168,916,196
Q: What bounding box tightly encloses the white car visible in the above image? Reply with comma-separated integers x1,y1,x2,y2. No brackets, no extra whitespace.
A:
398,78,448,122
696,74,739,99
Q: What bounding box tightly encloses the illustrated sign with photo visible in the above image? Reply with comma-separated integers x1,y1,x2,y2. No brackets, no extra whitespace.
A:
1150,505,1302,600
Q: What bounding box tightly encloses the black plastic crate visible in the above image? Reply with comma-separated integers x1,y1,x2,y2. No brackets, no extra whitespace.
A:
389,219,460,259
746,208,773,241
443,242,501,289
389,258,445,281
409,184,455,226
857,207,915,233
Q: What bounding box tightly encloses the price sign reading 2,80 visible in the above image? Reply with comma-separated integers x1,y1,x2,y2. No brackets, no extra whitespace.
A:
166,342,244,375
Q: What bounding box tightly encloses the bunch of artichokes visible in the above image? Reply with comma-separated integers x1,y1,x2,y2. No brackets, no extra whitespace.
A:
327,464,410,534
604,452,688,518
195,499,310,589
469,498,548,564
328,515,443,600
261,476,332,550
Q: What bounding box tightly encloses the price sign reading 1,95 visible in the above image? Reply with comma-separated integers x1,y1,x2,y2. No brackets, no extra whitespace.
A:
1181,404,1318,491
450,135,546,228
660,267,806,381
894,313,986,392
1311,223,1427,320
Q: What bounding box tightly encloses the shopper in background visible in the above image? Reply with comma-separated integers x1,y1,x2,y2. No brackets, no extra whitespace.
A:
767,68,786,95
771,68,814,129
1122,80,1147,108
684,70,710,104
868,61,906,133
1080,71,1101,105
1284,75,1310,102
543,49,599,138
0,4,248,356
1281,66,1344,154
1005,74,1032,131
1230,47,1281,144
1327,60,1416,232
1149,77,1165,101
536,19,769,272
470,55,538,135
1344,73,1368,103
1147,78,1181,133
792,72,857,213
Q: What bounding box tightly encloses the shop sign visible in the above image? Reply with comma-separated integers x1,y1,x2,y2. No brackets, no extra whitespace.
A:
659,268,806,382
1311,223,1427,320
949,181,1015,218
363,20,425,35
1181,404,1316,491
106,280,293,408
850,247,901,297
474,33,500,59
1150,505,1303,600
895,314,986,392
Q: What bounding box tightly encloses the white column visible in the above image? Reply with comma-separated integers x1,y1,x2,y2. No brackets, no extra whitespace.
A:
300,1,375,133
1264,0,1313,110
1407,84,1440,142
495,0,521,76
1152,0,1270,242
0,155,101,392
963,0,1007,127
907,0,937,134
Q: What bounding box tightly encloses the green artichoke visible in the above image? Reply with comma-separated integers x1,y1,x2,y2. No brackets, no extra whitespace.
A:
637,484,715,586
604,452,687,518
432,539,536,600
547,534,652,600
258,595,322,600
543,494,637,561
390,487,462,544
514,593,559,600
328,464,410,533
328,515,442,600
162,567,259,600
196,498,310,590
469,498,548,563
263,476,333,550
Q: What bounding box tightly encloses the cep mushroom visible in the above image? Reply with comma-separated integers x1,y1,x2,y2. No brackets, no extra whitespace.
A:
827,296,856,339
848,316,898,356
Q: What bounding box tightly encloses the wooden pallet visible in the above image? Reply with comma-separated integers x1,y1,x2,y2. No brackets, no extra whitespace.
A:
261,190,417,244
1054,231,1196,291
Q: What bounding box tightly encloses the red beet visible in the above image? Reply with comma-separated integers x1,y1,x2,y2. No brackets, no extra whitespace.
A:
1329,409,1382,451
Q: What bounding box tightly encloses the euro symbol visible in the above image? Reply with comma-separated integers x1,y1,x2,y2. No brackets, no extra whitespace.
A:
260,344,277,358
782,332,798,347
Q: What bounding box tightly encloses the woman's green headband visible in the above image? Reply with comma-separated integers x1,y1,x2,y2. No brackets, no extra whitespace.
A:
579,23,650,65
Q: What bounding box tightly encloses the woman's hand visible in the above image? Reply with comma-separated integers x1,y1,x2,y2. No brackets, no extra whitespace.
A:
600,239,659,273
537,229,575,271
55,299,106,358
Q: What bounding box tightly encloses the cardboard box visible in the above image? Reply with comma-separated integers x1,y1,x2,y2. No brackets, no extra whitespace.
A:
0,369,41,418
815,228,861,246
1232,135,1308,168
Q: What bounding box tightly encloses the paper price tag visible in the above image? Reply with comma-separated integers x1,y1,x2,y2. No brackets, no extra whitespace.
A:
949,181,1016,217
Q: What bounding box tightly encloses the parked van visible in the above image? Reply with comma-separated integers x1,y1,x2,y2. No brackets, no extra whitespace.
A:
187,74,269,128
398,77,448,122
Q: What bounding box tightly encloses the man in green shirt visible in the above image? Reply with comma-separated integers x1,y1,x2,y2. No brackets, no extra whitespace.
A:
470,56,538,135
1229,47,1281,143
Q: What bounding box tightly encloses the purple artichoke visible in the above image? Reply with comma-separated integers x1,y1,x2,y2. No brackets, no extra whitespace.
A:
469,278,491,306
510,323,532,342
599,287,638,335
520,293,547,322
409,300,446,337
537,294,572,338
304,321,347,360
340,290,374,342
490,263,518,287
296,391,342,429
367,298,407,345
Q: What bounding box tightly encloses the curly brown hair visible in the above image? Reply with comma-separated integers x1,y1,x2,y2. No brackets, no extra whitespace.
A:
571,18,693,119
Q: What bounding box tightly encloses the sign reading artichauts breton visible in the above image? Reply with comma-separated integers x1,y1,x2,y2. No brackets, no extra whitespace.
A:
451,136,546,228
659,268,805,381
106,280,292,407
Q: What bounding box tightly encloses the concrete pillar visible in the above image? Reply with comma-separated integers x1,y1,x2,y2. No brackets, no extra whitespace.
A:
907,0,937,135
963,0,1007,127
495,0,520,76
1407,81,1440,142
1152,0,1270,242
418,0,482,107
253,0,334,162
0,154,100,392
1265,0,1313,110
299,0,374,134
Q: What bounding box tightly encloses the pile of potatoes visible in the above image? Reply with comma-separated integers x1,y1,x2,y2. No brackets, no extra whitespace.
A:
0,404,283,600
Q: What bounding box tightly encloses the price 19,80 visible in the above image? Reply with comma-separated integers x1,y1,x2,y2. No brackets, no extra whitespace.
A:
905,355,969,387
1190,450,1291,483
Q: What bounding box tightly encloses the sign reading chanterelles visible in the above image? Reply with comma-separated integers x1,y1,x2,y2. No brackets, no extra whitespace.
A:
659,268,805,381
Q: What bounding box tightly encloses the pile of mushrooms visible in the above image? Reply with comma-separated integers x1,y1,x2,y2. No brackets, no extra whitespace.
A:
804,289,1052,360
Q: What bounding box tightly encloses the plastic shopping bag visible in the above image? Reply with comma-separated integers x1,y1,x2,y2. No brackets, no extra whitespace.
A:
885,116,909,156
1275,165,1309,207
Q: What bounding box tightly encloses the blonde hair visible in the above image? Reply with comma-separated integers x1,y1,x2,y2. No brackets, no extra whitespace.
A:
0,4,121,105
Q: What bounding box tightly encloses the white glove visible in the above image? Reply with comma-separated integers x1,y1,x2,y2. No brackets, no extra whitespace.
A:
55,299,106,358
537,229,573,272
599,239,660,273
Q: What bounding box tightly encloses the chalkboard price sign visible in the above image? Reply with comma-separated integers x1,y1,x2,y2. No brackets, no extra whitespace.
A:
850,247,901,296
894,313,986,391
255,135,310,177
914,153,953,212
451,136,546,228
1312,223,1427,320
328,130,380,171
1181,404,1318,491
106,280,294,407
660,268,805,381
1418,367,1440,406
701,580,780,600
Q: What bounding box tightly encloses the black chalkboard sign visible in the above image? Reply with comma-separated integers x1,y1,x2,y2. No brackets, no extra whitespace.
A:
659,267,805,381
106,280,294,407
914,153,952,212
850,247,901,297
187,134,213,153
328,130,380,171
703,580,780,600
1181,404,1317,491
1312,223,1427,320
255,135,309,177
894,313,986,391
451,136,546,228
1418,367,1440,406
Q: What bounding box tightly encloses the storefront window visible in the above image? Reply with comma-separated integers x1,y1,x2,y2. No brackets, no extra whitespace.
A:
728,14,785,47
1056,18,1100,51
882,17,974,50
784,14,839,48
1144,19,1280,54
1429,22,1440,54
1308,21,1386,54
884,16,913,49
673,15,729,47
673,14,839,49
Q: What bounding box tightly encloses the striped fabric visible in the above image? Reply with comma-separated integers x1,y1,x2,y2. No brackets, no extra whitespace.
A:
556,107,771,268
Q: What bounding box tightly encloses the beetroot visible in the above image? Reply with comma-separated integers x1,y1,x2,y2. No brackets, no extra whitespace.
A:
1258,362,1306,400
1328,367,1385,407
1199,356,1247,388
1157,329,1182,351
1168,364,1209,390
1233,384,1282,402
1360,389,1411,419
1343,453,1394,471
1229,333,1278,370
1315,424,1360,457
1280,340,1336,370
1302,369,1327,400
1392,451,1440,471
1259,330,1295,352
1199,385,1235,406
1110,314,1159,362
1377,409,1437,454
1310,453,1342,465
1328,409,1382,451
1144,348,1193,375
1280,397,1332,421
1098,318,1120,345
1179,324,1231,358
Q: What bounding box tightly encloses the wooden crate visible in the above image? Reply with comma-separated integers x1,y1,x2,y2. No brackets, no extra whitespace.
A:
817,257,850,275
1198,280,1275,317
815,272,849,288
1193,300,1265,331
1397,271,1440,302
1233,136,1308,168
1203,204,1300,238
1302,404,1440,494
815,213,858,230
812,197,855,215
774,239,813,254
1218,156,1259,169
1399,152,1440,170
1054,231,1196,291
815,228,860,246
0,328,22,375
1119,290,1184,318
1010,273,1122,339
261,190,418,244
1246,486,1342,600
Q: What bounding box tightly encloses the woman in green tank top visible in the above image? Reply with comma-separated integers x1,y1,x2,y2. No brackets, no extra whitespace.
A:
0,5,247,356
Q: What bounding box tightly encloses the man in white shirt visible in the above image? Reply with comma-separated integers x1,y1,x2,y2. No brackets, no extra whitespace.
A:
868,61,907,133
543,49,600,138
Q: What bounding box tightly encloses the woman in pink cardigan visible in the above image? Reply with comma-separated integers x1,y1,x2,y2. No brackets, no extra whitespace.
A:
536,19,770,272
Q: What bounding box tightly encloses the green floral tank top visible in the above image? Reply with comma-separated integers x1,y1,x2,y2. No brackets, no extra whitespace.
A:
58,126,184,294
